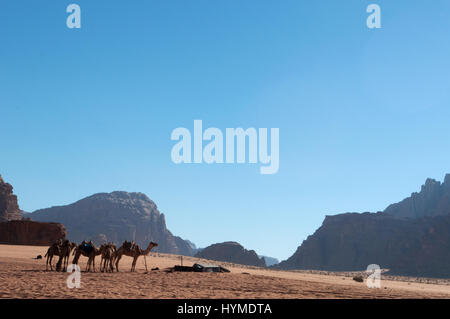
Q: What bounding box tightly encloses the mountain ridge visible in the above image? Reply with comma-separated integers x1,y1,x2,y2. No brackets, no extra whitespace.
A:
276,174,450,278
30,191,195,256
195,241,267,267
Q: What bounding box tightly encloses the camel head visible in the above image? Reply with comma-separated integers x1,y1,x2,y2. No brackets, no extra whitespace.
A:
143,241,158,254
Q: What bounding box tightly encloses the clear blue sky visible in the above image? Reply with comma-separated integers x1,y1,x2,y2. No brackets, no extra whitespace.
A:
1,1,450,260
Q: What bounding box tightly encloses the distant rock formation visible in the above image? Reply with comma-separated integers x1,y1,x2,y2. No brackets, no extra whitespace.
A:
0,175,22,222
276,175,450,278
30,191,195,256
0,220,66,246
259,255,279,267
195,241,266,267
0,175,66,245
384,175,450,218
185,240,201,255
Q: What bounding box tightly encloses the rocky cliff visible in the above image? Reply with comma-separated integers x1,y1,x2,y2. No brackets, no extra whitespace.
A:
384,175,450,218
195,241,266,267
0,175,21,222
0,175,66,245
0,220,66,245
30,191,195,256
276,175,450,278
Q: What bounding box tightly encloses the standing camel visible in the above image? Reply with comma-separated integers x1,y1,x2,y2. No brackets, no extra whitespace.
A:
99,243,116,272
114,241,158,272
56,240,77,272
45,239,63,271
72,241,102,272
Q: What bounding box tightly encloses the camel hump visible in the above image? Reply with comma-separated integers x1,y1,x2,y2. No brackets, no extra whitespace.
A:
80,241,94,254
122,241,132,250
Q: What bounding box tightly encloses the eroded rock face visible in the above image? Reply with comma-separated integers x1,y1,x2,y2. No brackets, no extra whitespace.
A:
195,241,266,267
0,175,66,245
0,220,66,245
30,191,195,256
276,212,450,277
0,175,21,222
384,175,450,218
276,175,450,278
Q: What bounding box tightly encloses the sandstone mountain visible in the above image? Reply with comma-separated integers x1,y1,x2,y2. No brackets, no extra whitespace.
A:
276,175,450,278
0,175,66,245
385,175,450,218
195,241,266,267
30,191,195,256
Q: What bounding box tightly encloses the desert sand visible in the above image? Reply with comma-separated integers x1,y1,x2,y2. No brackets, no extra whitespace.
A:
0,244,449,299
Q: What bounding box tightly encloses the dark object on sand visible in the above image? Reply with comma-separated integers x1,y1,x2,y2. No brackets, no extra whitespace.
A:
152,267,159,271
173,263,230,273
193,263,230,273
33,255,43,260
353,275,364,283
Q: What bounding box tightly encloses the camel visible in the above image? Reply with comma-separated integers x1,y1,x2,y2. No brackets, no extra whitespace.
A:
99,243,116,273
45,239,63,271
72,241,102,272
55,240,77,272
114,241,158,272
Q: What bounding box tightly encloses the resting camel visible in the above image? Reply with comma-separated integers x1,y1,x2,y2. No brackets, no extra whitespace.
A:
72,241,102,272
114,241,158,272
99,243,116,273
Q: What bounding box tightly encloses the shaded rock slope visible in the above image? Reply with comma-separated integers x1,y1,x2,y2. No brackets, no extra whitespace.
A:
195,241,266,267
277,175,450,278
30,191,194,255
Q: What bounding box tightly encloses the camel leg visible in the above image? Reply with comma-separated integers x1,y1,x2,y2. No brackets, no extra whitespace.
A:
110,255,116,272
65,255,69,271
49,255,53,271
115,254,122,272
64,255,69,271
131,256,138,272
46,255,50,271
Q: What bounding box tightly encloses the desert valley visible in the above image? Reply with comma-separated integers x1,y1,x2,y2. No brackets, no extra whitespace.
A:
1,244,450,299
2,173,450,299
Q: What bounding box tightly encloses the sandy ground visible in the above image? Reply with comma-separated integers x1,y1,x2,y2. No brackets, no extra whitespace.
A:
1,244,450,299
